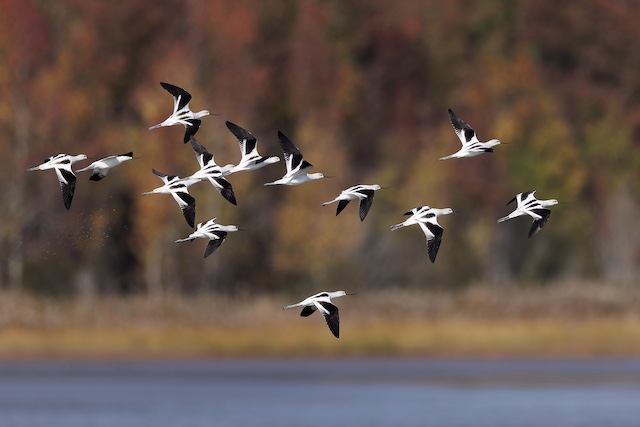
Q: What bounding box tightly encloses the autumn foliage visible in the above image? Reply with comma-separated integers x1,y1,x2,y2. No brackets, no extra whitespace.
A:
1,0,639,296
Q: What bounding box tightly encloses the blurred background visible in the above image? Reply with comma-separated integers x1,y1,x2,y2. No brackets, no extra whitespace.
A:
1,0,640,355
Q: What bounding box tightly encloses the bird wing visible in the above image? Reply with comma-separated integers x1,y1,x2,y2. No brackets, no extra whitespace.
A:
160,82,192,112
226,121,258,156
448,109,477,146
423,221,444,263
209,176,237,206
335,199,350,216
89,170,107,181
183,119,201,144
357,189,376,221
172,191,196,228
55,167,77,210
189,136,214,168
203,231,228,258
277,131,304,173
511,190,536,207
151,168,177,184
300,305,317,317
317,300,340,338
528,209,551,239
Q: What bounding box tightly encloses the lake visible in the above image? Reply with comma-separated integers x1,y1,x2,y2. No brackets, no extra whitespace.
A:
1,358,640,427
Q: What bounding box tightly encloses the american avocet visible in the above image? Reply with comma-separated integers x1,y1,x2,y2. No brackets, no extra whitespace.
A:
264,131,325,186
175,217,239,258
283,291,353,338
322,184,382,221
439,109,502,160
182,136,237,205
74,152,135,181
390,205,454,262
26,153,87,210
148,82,212,143
225,121,280,174
497,190,559,238
142,169,199,228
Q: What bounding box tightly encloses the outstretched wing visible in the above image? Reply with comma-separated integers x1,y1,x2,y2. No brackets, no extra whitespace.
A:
211,177,237,206
335,200,350,216
318,301,340,338
203,231,228,258
528,209,551,239
358,190,376,221
189,136,214,167
448,109,476,146
300,305,317,317
160,82,192,111
277,131,304,173
55,168,77,210
424,221,444,263
226,121,258,156
183,119,201,143
174,192,196,228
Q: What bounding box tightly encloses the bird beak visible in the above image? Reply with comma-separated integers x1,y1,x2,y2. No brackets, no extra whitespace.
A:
237,228,249,231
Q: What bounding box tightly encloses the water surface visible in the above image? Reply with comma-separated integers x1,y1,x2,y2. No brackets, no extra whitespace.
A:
1,358,639,427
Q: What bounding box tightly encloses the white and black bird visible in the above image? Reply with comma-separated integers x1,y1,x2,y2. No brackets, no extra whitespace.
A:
148,82,212,143
142,169,199,228
283,291,352,338
74,152,135,181
26,153,87,210
439,109,502,160
264,131,325,186
497,190,559,238
322,184,382,221
390,205,454,263
182,136,237,205
175,217,239,258
225,121,280,174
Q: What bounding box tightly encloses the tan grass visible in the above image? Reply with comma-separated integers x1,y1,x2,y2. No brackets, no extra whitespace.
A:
1,282,640,358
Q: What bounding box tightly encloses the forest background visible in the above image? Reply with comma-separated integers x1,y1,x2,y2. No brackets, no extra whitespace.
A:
1,0,640,357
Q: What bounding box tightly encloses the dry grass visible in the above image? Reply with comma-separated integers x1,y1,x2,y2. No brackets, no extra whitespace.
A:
1,282,640,359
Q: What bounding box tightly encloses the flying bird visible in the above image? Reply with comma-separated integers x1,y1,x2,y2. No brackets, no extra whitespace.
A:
148,82,212,143
439,109,503,160
322,184,382,221
74,152,135,181
225,121,280,174
264,131,325,186
283,291,352,338
26,153,87,210
175,217,239,258
142,169,199,228
182,136,237,205
497,190,559,238
390,205,455,262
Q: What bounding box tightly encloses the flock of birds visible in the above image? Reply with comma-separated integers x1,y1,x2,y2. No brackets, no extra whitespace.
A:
26,83,560,338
